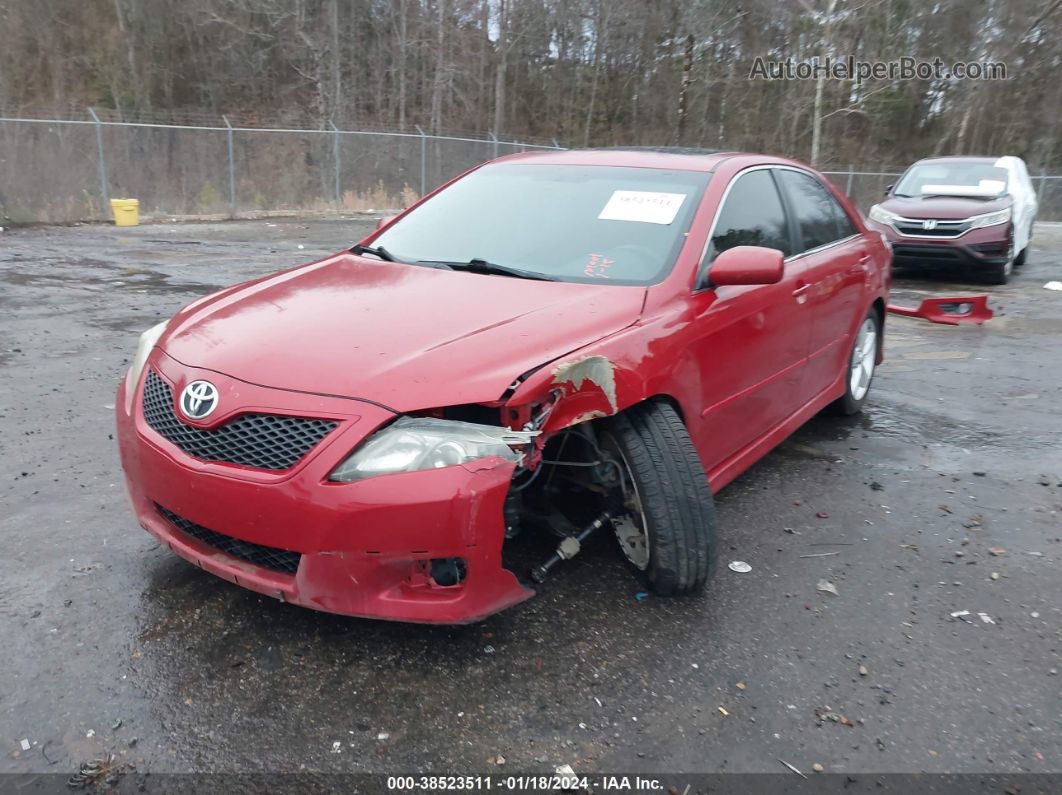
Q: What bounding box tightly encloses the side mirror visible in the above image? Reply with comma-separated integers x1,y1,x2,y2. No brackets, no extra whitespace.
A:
709,246,784,286
375,214,399,231
883,184,893,197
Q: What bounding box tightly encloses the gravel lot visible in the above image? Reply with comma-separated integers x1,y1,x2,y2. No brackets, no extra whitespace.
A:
1,218,1060,783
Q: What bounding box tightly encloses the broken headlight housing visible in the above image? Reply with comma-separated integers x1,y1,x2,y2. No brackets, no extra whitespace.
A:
328,417,537,482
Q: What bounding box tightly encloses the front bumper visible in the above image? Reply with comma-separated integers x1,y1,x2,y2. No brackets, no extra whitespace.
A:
867,219,1012,269
116,352,533,623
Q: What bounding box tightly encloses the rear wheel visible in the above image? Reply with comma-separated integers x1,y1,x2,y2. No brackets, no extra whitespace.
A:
1016,216,1035,267
599,401,715,596
834,309,880,416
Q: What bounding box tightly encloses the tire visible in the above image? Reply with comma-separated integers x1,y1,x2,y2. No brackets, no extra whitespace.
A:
985,238,1015,284
600,401,716,596
1016,215,1035,266
985,257,1013,284
834,307,881,416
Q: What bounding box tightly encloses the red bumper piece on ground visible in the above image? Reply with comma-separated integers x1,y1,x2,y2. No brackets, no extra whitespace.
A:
886,295,993,326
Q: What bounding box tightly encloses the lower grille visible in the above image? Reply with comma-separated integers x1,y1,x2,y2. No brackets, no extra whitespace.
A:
142,370,337,470
972,241,1009,256
891,244,963,261
156,505,301,574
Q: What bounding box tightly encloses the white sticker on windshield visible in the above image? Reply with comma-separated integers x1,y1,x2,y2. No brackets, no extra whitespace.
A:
598,190,687,225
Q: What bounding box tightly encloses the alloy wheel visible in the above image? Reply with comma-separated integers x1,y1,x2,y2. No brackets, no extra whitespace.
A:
849,317,877,402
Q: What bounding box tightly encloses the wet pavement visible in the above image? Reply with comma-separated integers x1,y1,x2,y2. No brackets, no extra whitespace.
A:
1,219,1060,779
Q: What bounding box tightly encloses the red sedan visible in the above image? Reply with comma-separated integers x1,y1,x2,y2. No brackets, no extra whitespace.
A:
116,148,890,623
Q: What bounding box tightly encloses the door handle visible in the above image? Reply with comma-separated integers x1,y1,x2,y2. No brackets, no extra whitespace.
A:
792,283,811,303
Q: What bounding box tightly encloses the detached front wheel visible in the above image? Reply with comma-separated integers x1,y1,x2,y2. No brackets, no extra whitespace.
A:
599,401,716,596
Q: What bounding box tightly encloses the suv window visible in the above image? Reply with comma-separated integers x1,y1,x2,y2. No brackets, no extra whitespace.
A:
703,169,791,269
777,169,854,251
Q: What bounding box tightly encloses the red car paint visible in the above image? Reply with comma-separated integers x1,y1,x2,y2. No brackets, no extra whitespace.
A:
886,295,993,326
116,149,890,623
709,245,785,286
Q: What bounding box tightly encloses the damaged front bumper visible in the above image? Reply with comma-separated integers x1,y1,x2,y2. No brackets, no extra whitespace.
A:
116,364,533,624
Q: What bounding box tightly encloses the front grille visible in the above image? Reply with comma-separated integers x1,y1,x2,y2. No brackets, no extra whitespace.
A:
156,504,301,574
893,219,971,238
142,370,337,470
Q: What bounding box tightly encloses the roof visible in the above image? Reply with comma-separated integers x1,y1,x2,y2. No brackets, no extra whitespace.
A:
493,147,739,171
913,155,1006,165
589,146,729,156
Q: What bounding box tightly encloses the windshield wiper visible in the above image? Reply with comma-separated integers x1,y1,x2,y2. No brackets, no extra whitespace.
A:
351,243,400,262
417,258,557,281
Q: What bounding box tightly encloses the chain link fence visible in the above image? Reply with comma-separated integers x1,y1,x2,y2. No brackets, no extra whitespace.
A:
0,111,561,224
3,114,1061,225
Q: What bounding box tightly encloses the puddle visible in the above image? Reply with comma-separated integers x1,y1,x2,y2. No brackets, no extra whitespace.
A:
0,267,215,295
857,400,1028,450
794,397,1053,453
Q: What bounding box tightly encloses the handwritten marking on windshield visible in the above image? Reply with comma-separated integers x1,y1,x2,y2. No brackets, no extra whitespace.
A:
584,253,615,279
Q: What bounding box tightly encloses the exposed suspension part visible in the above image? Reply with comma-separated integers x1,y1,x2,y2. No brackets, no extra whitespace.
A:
530,510,612,583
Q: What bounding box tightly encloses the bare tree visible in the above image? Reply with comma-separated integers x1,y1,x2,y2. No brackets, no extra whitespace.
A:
0,0,1059,171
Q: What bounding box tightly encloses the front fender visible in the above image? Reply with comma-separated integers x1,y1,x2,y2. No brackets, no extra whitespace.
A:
505,326,655,434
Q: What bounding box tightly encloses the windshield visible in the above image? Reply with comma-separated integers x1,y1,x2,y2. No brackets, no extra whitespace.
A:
371,163,711,285
894,161,1008,197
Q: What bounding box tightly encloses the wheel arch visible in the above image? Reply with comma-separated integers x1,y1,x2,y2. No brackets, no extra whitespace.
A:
871,296,885,363
637,393,687,424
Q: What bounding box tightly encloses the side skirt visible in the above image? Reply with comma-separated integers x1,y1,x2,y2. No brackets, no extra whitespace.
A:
707,371,846,493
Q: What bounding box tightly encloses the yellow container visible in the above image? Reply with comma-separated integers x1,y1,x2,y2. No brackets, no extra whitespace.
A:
110,198,140,226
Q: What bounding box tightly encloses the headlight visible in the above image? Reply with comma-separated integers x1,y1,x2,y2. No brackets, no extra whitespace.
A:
127,322,167,391
968,207,1011,229
867,204,898,225
329,417,538,482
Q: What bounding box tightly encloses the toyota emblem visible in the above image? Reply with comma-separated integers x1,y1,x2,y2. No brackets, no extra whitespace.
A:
180,380,219,420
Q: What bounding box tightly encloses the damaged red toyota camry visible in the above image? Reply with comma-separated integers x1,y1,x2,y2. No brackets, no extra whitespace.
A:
116,148,889,623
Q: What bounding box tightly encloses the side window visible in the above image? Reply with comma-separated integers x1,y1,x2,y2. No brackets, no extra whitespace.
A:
826,180,858,239
832,199,857,239
777,170,853,252
703,170,791,268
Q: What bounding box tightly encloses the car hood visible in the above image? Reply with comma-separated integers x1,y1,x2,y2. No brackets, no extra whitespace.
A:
879,194,1011,220
160,253,646,412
